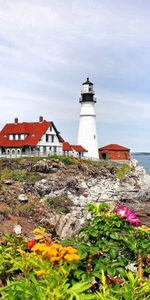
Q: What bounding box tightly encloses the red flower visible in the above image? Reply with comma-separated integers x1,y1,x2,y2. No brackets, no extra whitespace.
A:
96,251,104,258
28,240,36,250
107,274,123,284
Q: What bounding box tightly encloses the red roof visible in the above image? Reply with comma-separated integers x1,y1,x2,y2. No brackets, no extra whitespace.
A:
63,142,72,151
99,144,130,151
63,142,87,153
0,120,63,147
71,145,87,152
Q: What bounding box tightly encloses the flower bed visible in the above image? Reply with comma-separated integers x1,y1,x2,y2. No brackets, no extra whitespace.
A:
0,204,149,299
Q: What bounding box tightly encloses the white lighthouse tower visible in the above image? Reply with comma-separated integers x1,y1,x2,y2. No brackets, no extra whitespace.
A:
77,77,99,159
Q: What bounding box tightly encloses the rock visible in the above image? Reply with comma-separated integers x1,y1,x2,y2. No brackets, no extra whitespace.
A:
32,160,50,173
18,194,28,202
35,179,53,196
3,180,13,185
131,159,138,168
41,212,80,238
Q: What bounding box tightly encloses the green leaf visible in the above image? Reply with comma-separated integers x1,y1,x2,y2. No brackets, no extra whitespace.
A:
110,249,117,259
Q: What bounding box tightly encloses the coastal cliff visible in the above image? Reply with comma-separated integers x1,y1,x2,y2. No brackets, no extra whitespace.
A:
0,157,149,238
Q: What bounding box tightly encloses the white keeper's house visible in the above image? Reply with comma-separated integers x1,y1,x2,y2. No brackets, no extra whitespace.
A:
0,116,87,158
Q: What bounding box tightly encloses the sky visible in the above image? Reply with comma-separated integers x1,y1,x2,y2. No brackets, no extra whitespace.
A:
0,0,150,152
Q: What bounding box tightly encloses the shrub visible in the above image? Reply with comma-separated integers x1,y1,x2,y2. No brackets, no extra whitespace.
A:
116,163,131,180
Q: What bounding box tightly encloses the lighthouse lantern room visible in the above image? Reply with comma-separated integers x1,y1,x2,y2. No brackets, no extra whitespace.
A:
77,77,99,159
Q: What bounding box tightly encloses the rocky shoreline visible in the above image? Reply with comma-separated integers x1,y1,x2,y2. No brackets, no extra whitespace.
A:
0,157,149,238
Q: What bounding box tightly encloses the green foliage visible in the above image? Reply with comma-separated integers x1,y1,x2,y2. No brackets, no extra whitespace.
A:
116,164,132,180
26,172,42,184
82,159,110,167
50,155,77,165
1,169,26,182
0,168,41,184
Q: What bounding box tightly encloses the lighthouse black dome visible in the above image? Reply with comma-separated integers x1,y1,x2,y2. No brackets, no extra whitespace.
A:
82,77,93,86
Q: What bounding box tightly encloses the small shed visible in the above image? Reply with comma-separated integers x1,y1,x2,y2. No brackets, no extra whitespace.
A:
99,144,130,161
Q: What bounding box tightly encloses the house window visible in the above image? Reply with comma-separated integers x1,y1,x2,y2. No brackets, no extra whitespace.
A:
46,134,49,142
50,126,52,131
51,135,54,143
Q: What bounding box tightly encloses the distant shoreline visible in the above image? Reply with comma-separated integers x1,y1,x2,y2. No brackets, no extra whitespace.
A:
133,152,150,155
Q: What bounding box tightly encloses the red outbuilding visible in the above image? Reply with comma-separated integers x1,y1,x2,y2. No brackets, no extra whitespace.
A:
99,144,130,161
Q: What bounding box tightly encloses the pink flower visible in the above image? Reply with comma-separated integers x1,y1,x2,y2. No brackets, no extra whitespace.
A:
116,205,140,226
127,212,140,226
115,205,130,218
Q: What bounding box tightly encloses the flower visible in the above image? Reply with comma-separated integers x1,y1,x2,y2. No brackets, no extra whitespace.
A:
126,212,140,226
28,240,36,250
107,274,123,284
115,205,130,218
116,205,140,226
135,225,150,233
36,270,45,277
64,254,80,262
31,242,80,263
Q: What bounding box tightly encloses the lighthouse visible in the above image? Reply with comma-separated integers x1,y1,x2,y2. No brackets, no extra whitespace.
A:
77,77,99,159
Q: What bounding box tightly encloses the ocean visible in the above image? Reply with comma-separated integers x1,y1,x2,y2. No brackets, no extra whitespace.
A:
133,154,150,175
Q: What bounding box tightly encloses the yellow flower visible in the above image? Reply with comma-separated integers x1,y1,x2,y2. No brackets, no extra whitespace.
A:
50,256,60,262
36,270,45,277
135,225,150,233
64,254,80,262
31,243,49,252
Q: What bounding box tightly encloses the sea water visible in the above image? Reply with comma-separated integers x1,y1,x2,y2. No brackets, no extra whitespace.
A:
133,154,150,175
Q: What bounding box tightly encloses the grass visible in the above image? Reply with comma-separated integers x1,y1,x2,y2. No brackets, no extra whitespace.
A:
0,169,26,182
47,195,74,213
49,155,78,165
0,168,42,184
116,163,132,180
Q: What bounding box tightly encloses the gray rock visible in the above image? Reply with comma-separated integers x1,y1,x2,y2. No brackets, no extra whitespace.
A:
18,194,28,202
35,179,53,196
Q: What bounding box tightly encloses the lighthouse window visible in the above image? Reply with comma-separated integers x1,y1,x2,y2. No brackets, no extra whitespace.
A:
94,135,96,139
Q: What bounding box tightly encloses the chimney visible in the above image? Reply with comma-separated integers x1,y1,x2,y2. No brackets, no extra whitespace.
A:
14,118,18,124
39,116,43,123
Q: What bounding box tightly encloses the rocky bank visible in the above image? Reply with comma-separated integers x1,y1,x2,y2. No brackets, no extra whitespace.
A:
0,157,149,238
